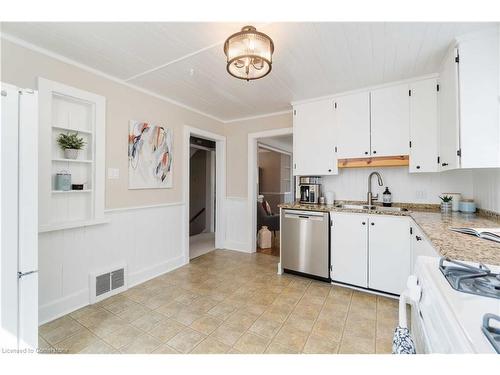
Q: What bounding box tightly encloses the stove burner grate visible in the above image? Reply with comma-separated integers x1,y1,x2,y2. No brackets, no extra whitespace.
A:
439,257,500,299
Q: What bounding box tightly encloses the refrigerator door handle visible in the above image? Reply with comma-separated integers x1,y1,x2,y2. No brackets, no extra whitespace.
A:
18,270,38,279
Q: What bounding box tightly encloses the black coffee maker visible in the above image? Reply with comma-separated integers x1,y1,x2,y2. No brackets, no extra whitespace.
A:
299,176,321,204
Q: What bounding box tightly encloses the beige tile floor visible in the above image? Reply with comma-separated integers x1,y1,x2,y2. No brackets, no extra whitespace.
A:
38,250,398,354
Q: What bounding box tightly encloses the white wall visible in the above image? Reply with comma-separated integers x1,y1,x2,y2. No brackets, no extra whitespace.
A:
1,39,225,209
38,203,185,324
322,167,474,204
472,169,500,212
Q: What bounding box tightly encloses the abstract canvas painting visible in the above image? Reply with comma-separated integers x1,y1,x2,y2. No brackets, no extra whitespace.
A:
128,120,173,189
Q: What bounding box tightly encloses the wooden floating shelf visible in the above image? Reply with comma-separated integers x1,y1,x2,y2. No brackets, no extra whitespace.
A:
338,155,409,169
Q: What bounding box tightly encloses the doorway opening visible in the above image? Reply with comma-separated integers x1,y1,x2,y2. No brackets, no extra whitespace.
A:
189,136,216,259
255,134,293,256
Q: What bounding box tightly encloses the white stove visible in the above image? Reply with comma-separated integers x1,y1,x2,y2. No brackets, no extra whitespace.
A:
409,256,500,354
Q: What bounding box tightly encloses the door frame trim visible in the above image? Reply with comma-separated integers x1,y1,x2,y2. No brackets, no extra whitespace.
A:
183,126,226,263
247,127,293,254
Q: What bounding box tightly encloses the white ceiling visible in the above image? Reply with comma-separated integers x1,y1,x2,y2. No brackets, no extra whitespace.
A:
1,22,495,122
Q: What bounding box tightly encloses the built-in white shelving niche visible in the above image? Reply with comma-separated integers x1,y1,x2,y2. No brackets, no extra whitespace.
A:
38,78,107,233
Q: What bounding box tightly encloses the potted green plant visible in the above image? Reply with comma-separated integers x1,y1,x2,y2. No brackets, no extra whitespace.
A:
57,132,85,159
439,195,453,213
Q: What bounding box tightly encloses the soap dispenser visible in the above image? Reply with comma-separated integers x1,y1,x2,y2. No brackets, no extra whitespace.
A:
382,187,392,207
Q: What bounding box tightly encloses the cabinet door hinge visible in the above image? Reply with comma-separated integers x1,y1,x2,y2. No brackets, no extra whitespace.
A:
437,156,441,164
330,219,333,227
333,101,337,109
436,84,440,92
293,109,296,116
408,89,412,97
457,149,462,157
455,54,460,63
334,146,337,153
294,163,296,169
409,141,412,148
410,227,413,235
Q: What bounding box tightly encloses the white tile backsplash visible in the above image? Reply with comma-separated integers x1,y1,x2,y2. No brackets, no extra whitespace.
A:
472,169,500,212
321,167,474,204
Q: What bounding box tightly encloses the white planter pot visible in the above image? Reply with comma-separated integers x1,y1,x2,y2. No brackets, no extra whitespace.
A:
64,149,79,159
440,202,452,213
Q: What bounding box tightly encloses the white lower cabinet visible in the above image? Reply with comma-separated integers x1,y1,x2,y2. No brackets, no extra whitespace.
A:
410,222,439,272
368,215,411,295
330,212,368,288
331,212,411,295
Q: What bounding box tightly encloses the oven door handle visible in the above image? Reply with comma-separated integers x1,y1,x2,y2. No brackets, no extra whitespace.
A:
399,275,422,328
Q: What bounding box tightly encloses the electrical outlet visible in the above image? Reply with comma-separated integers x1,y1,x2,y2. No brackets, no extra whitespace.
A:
108,168,119,179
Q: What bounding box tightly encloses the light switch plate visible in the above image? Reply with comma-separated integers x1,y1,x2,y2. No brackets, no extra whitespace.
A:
108,168,119,179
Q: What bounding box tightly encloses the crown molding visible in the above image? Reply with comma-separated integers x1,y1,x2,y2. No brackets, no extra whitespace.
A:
1,33,226,123
223,109,292,124
290,73,440,107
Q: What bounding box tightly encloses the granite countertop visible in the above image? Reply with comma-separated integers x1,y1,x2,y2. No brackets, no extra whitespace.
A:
410,211,500,266
278,201,500,265
278,201,434,216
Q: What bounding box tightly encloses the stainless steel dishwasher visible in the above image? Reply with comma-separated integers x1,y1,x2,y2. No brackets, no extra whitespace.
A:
281,209,330,281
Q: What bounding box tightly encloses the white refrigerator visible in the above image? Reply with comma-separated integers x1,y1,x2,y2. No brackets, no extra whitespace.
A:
1,82,38,350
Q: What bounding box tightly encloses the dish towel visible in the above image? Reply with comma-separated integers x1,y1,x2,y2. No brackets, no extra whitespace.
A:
392,290,416,354
392,326,416,354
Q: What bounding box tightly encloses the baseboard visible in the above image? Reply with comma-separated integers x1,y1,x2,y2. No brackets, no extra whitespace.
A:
127,255,187,288
39,255,187,325
39,289,88,325
224,240,253,253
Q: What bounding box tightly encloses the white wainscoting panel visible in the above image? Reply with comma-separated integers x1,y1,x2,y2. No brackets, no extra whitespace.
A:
38,203,186,325
224,197,252,252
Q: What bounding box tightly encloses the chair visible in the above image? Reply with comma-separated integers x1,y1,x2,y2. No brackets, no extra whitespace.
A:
257,200,280,233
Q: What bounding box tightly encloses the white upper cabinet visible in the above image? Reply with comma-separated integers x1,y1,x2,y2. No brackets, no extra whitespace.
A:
335,91,371,159
370,83,410,157
438,28,500,170
293,98,338,176
458,28,500,168
438,46,461,171
409,78,439,173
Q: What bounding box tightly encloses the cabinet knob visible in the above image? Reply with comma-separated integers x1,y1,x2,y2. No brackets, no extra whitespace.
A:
371,222,375,226
364,151,368,155
328,169,332,172
441,162,449,167
416,236,422,241
362,222,366,225
373,150,377,154
416,165,421,169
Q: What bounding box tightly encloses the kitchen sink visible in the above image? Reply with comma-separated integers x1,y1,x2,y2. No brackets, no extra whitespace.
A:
375,206,408,212
335,204,408,212
336,204,373,210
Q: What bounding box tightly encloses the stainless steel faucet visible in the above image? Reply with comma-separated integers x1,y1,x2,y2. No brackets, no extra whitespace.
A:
367,171,384,207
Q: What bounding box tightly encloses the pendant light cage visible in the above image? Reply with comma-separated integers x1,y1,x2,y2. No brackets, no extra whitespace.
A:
224,26,274,81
